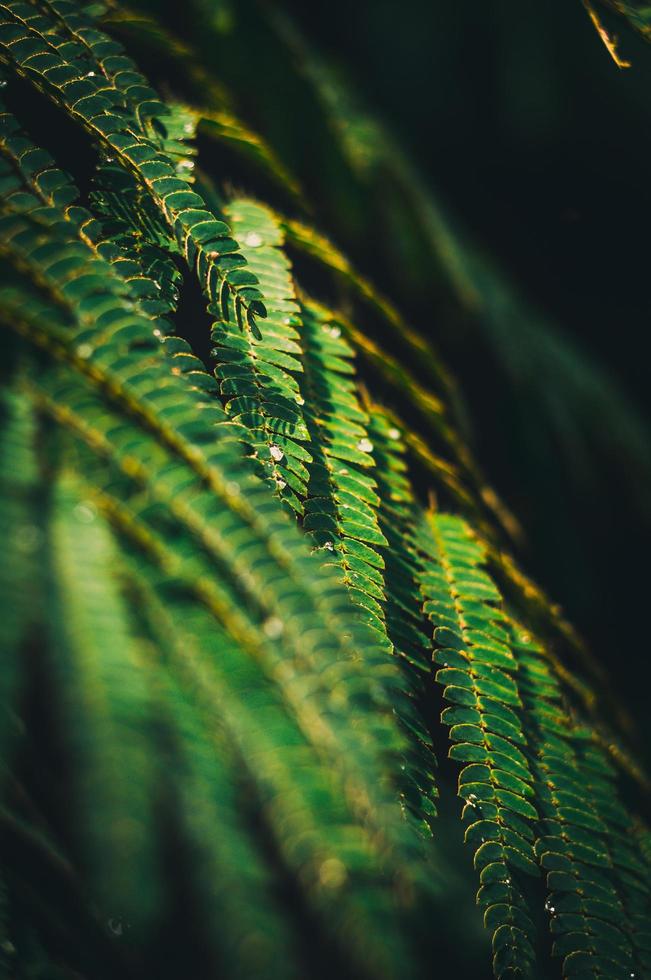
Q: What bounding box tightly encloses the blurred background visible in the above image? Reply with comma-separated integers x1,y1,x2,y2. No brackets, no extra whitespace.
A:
128,0,651,757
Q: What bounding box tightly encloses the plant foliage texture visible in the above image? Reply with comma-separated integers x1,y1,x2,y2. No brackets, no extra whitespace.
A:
0,2,650,978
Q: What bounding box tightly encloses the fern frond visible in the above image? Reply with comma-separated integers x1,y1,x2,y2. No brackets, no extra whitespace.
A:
573,735,651,975
0,1,266,324
299,298,388,637
120,575,305,980
0,103,181,328
366,405,439,833
213,197,311,514
46,468,160,933
508,626,639,977
121,570,423,980
2,346,438,977
417,512,540,978
417,511,650,978
22,384,436,977
35,0,173,144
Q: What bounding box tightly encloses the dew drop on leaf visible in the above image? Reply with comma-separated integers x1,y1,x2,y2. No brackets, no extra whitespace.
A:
74,504,95,524
263,616,284,639
356,438,373,453
269,444,284,462
318,858,347,889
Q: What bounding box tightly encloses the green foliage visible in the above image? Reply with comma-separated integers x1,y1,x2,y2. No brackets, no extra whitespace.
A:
0,2,649,978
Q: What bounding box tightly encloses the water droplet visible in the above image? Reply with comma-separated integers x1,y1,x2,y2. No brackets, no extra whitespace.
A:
329,325,341,338
294,394,305,405
388,427,401,440
153,328,162,337
544,898,556,913
520,633,530,643
183,122,194,134
318,858,347,889
76,343,93,359
243,232,263,248
356,438,373,453
0,80,8,90
108,918,123,937
339,469,349,475
275,479,287,491
177,159,194,170
86,71,96,77
283,317,291,325
74,503,96,524
323,541,334,551
269,444,284,462
263,616,284,639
